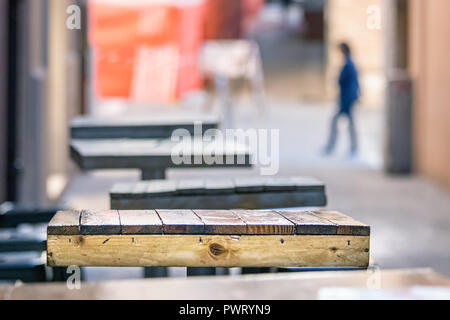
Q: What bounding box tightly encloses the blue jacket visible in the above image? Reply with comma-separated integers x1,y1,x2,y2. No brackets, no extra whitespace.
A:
338,56,360,111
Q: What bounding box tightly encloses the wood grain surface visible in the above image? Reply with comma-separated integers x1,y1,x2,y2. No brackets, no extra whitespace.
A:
156,210,205,234
119,210,163,234
47,210,81,235
232,210,295,235
80,210,121,235
193,210,246,234
47,234,370,268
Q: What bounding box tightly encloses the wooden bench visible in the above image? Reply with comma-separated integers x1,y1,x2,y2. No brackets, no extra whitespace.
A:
110,176,327,210
70,138,251,180
70,113,220,140
110,177,327,277
47,210,370,269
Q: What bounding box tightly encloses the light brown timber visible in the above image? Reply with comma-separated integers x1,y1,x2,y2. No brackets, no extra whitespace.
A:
47,234,370,268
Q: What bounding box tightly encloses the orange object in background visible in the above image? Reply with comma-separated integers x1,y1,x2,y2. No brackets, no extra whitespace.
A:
88,0,205,103
242,0,264,17
177,3,205,97
242,0,264,35
94,47,135,98
89,2,180,48
204,0,243,40
203,0,263,40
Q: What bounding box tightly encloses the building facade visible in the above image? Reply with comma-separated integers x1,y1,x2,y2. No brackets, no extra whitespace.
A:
408,0,450,188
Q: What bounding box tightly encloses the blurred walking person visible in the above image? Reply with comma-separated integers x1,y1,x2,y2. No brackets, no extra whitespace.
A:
324,43,360,157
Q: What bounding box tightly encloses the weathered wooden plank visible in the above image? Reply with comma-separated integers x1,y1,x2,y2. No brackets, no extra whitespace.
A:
312,211,370,236
47,210,81,235
70,113,220,140
50,209,366,237
110,183,134,197
47,234,370,268
204,179,235,195
193,210,246,234
263,177,297,191
276,210,338,235
80,210,121,235
291,177,325,191
119,210,163,234
146,180,177,196
176,180,205,195
111,191,327,211
110,176,325,200
233,210,294,235
234,178,265,193
70,139,251,171
156,210,204,234
131,182,149,196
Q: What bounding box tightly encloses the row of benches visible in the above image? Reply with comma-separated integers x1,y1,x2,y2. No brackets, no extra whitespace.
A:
0,203,73,283
1,174,327,282
2,113,370,283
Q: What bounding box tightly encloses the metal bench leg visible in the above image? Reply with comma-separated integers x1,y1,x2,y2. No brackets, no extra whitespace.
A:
187,267,217,277
141,169,166,181
144,267,168,278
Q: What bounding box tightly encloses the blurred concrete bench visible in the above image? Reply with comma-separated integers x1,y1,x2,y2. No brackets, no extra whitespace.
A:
0,202,61,228
0,254,47,283
0,203,73,283
70,113,220,140
70,138,251,180
110,176,327,210
0,227,48,283
0,231,46,253
70,139,251,180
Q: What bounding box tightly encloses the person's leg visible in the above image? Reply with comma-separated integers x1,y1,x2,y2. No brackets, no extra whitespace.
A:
325,111,341,154
347,109,358,155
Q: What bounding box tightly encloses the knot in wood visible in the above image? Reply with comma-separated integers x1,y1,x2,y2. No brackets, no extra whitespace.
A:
209,243,227,256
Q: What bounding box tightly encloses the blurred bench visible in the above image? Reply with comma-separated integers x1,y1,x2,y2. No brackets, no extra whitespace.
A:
0,231,46,253
0,226,47,283
0,254,47,283
110,176,327,210
70,113,220,140
0,202,59,228
0,203,73,283
70,138,251,180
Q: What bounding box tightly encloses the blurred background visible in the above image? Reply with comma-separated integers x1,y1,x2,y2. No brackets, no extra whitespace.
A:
0,0,449,281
